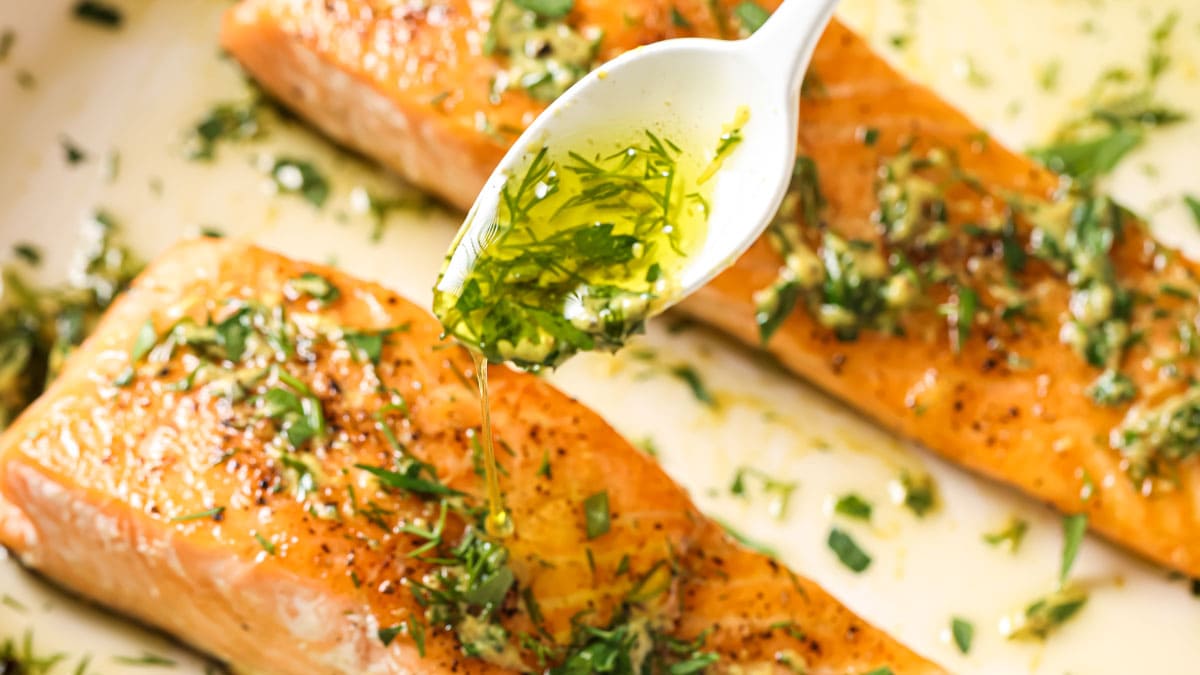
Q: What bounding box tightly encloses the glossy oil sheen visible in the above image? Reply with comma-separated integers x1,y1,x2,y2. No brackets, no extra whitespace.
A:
432,128,716,371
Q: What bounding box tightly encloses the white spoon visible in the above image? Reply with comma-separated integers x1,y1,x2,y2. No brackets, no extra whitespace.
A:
439,0,838,327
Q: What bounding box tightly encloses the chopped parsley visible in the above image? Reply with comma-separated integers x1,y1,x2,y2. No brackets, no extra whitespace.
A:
1004,514,1089,641
1113,385,1200,484
734,2,769,34
1086,369,1136,406
60,136,87,165
1059,513,1087,584
897,470,936,517
582,490,610,539
827,527,871,573
286,272,340,306
834,493,872,521
270,157,330,208
486,0,597,101
72,1,123,29
669,365,716,408
950,617,973,654
112,652,176,667
253,532,276,555
1184,194,1200,228
983,517,1028,552
169,506,225,523
730,466,797,519
0,213,141,428
188,95,268,161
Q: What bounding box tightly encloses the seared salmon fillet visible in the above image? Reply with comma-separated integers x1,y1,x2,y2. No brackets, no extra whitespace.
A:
0,238,939,674
222,0,1200,577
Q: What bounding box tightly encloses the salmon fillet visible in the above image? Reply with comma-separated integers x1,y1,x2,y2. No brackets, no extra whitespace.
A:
221,0,1200,577
0,238,939,674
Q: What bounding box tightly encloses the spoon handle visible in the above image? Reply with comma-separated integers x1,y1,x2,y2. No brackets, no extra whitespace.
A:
748,0,841,97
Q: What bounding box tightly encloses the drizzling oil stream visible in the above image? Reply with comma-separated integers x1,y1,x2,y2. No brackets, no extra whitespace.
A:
471,349,514,538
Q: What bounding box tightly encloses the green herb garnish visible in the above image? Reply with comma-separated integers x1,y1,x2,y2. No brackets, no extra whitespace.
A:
827,527,871,572
286,272,340,306
834,493,873,521
734,2,769,34
898,470,936,517
583,490,610,539
983,517,1028,552
271,158,330,208
1086,369,1136,406
950,617,973,654
170,506,225,523
73,1,122,28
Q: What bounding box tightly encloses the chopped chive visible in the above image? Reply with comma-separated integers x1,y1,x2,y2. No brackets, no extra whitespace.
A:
827,527,871,572
170,506,225,523
834,493,873,521
73,1,123,28
583,490,610,539
130,319,157,362
951,616,974,654
253,532,276,555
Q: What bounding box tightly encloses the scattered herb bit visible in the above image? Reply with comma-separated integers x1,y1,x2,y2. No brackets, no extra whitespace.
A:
112,652,177,666
669,365,716,408
60,136,87,165
1038,60,1061,92
487,0,597,101
950,617,973,654
271,157,330,208
356,462,463,498
827,527,871,573
1060,513,1087,583
730,466,797,519
983,517,1028,552
286,272,340,306
1,594,26,612
1004,585,1088,641
130,319,157,362
170,506,225,523
955,55,991,88
716,517,778,558
582,490,610,539
864,669,894,675
188,95,268,161
670,6,692,29
1113,385,1200,483
1029,129,1143,185
253,532,276,555
511,0,573,19
377,625,402,647
1086,369,1136,406
73,1,123,29
1,215,143,427
1184,194,1200,228
12,244,40,266
834,493,873,521
897,470,936,517
861,126,880,146
734,1,769,34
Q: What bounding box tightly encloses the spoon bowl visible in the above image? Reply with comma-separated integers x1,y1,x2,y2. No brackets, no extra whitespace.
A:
436,0,838,358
